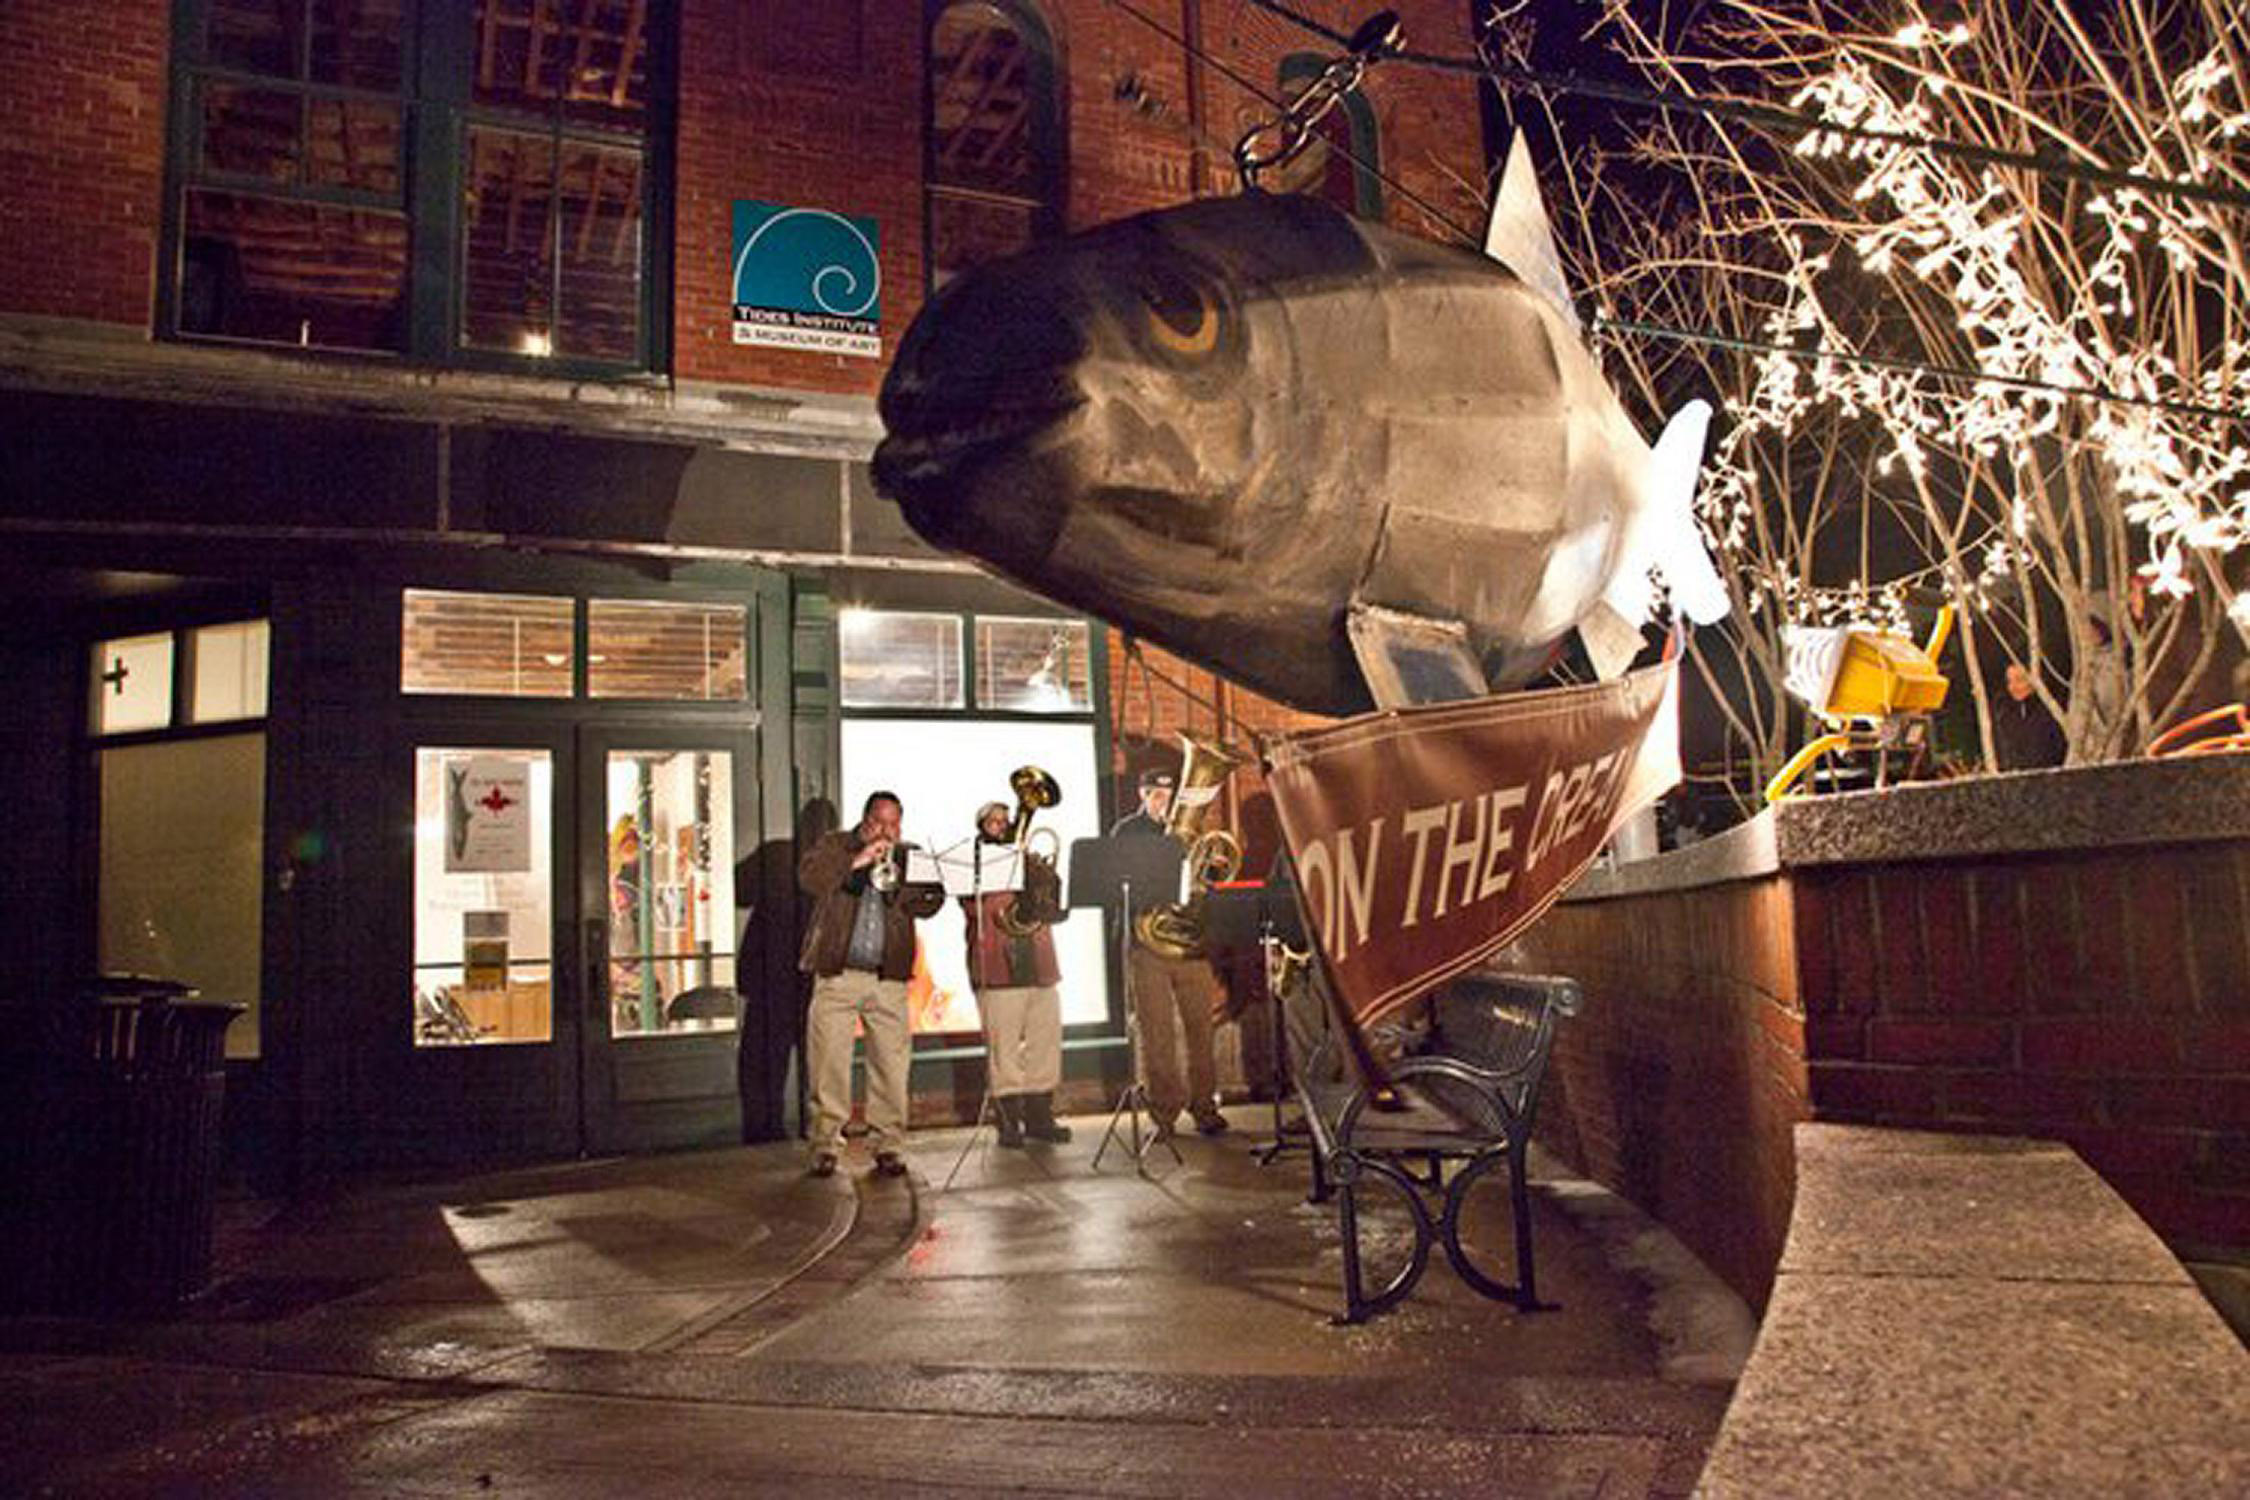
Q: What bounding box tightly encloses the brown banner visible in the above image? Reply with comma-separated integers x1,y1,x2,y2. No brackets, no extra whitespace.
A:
1265,661,1680,1026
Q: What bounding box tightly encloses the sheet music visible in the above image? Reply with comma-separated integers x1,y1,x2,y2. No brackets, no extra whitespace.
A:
902,845,944,887
929,838,1023,898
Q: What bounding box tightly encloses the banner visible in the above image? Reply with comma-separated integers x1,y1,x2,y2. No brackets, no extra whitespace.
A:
1266,660,1679,1026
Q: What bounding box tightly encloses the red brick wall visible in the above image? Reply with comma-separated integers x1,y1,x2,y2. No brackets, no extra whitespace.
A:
1797,847,2250,1251
0,0,168,326
1513,876,1809,1310
1518,837,2250,1309
672,0,925,394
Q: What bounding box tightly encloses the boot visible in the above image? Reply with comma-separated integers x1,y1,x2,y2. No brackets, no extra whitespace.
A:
993,1094,1026,1148
1023,1091,1073,1144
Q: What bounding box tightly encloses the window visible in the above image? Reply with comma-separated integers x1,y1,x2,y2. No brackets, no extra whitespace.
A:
924,1,1061,286
976,617,1090,712
412,748,554,1045
835,607,1104,1037
90,634,177,736
100,736,269,1061
87,620,272,1059
839,609,964,709
588,600,747,701
604,750,737,1038
169,0,658,367
92,620,271,735
189,620,272,722
401,589,574,697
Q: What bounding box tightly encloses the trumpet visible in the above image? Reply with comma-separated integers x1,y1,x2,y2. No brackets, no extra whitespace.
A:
867,838,906,893
996,764,1065,938
1133,730,1251,958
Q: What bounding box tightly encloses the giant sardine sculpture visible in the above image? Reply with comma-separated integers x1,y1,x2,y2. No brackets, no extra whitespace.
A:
873,139,1727,716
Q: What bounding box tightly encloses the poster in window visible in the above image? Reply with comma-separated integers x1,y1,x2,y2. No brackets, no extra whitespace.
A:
446,755,533,873
731,200,882,358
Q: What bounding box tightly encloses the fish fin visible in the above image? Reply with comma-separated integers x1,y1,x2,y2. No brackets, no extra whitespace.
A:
1577,602,1647,681
1346,604,1488,709
1484,134,1580,335
1623,398,1731,627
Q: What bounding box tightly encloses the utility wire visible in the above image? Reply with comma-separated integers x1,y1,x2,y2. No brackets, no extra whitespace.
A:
1101,0,2249,426
1244,0,2250,213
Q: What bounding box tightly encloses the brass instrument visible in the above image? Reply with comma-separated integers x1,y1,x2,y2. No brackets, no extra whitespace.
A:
1132,731,1251,958
868,839,903,893
995,765,1065,938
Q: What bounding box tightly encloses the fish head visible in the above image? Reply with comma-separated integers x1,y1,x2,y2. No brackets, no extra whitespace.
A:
875,195,1368,619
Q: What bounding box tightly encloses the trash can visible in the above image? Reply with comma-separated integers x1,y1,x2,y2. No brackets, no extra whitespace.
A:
42,978,245,1313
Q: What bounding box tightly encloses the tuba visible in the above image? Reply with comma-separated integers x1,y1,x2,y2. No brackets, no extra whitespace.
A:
1132,731,1251,958
995,764,1065,937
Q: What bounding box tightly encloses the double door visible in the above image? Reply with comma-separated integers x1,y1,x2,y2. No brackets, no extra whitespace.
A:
406,723,762,1157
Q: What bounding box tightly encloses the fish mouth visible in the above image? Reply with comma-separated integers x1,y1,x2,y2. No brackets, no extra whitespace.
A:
872,390,1086,497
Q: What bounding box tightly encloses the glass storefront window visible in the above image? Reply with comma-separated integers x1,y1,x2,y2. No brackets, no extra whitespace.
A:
99,734,267,1059
838,609,963,709
839,718,1107,1035
587,600,748,701
605,750,737,1037
90,633,176,735
401,589,574,697
189,620,272,723
977,617,1091,712
412,748,553,1045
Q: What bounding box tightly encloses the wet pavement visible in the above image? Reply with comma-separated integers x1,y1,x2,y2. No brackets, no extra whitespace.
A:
1,1108,1750,1496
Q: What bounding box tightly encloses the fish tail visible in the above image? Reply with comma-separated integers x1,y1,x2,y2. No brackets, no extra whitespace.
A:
1647,400,1729,625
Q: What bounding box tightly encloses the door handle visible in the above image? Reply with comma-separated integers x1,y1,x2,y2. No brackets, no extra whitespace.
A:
584,917,608,1019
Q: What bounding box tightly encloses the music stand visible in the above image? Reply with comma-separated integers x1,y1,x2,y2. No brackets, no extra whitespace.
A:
1205,871,1312,1163
1069,834,1186,1174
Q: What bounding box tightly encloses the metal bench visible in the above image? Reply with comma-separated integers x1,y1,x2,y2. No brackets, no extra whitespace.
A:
1298,969,1579,1323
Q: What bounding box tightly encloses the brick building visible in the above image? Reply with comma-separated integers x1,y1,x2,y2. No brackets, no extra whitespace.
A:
0,0,1487,1175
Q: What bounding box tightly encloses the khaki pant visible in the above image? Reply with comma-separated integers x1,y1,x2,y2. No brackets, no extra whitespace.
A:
978,983,1061,1098
1129,946,1218,1123
806,968,910,1155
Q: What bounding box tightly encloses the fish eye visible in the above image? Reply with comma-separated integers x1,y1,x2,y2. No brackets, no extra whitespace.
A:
1137,264,1221,357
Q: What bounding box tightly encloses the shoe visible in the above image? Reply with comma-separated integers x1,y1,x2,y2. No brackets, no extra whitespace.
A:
994,1096,1027,1149
873,1150,908,1178
1193,1110,1230,1137
809,1151,840,1178
1022,1092,1073,1144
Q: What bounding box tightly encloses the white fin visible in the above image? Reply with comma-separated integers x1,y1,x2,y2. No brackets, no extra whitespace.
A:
1625,399,1730,626
1484,134,1580,335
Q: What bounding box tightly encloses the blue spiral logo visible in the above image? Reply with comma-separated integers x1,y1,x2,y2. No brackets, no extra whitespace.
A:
731,202,882,320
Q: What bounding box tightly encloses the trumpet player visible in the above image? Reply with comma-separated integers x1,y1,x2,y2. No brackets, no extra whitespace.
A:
798,791,944,1179
1114,767,1229,1139
962,800,1071,1148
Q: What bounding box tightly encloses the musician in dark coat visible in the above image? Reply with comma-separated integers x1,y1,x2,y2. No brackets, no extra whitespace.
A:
1113,767,1228,1138
962,801,1071,1147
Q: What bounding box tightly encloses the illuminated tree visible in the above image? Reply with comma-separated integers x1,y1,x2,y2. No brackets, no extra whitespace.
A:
1505,0,2249,777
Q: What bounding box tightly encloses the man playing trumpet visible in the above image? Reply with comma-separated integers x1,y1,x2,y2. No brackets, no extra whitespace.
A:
962,798,1072,1147
798,791,944,1178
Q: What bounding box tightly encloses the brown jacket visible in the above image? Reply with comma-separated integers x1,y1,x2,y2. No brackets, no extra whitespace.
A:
797,830,943,980
960,890,1062,990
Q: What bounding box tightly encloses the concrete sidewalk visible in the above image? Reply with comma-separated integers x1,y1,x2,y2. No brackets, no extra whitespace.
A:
1,1108,1751,1497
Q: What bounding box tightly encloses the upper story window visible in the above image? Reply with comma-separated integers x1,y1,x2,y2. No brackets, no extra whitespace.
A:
170,0,659,369
924,1,1062,286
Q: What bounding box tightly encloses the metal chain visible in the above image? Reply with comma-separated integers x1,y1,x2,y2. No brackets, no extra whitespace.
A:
1232,10,1403,191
